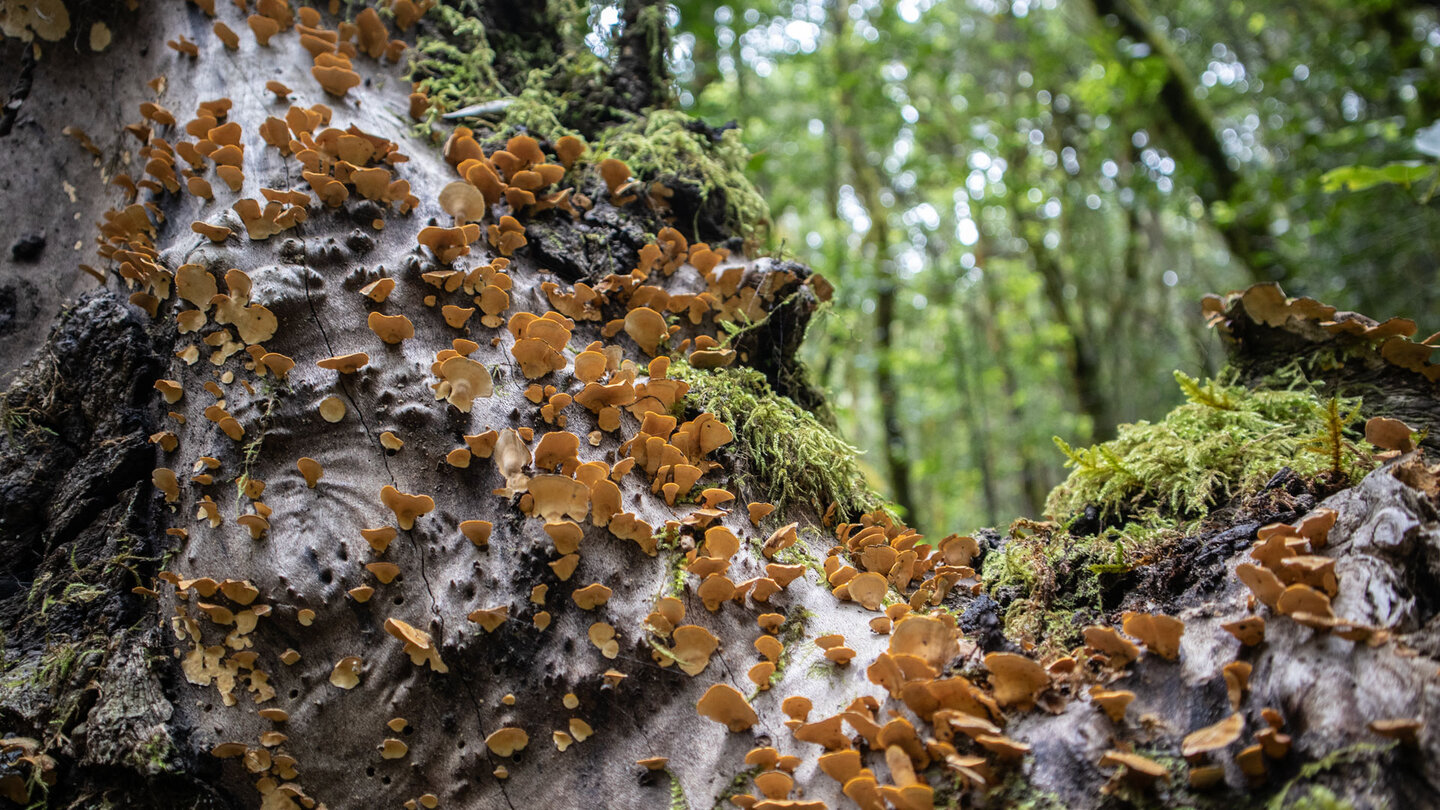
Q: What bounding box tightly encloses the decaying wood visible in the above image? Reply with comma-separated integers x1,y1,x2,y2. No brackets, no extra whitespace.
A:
0,4,1437,810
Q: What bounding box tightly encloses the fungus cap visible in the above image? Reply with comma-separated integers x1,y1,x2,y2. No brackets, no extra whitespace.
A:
670,625,720,676
1365,416,1416,453
848,572,888,611
368,312,415,344
318,352,369,373
1090,688,1135,723
367,562,402,584
1369,718,1422,746
438,181,488,223
696,684,758,732
1099,751,1169,786
437,355,493,412
984,652,1049,711
329,657,362,689
1181,713,1244,758
467,606,508,632
572,583,613,610
380,485,435,530
485,727,529,757
319,396,347,423
460,520,493,548
361,526,398,553
296,457,323,488
889,615,960,671
1121,612,1184,661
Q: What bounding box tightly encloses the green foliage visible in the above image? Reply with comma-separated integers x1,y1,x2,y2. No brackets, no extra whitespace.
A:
990,373,1371,651
1322,162,1439,198
406,5,771,240
671,360,881,518
672,0,1440,535
1046,375,1368,522
765,607,811,688
978,769,1069,810
1175,370,1238,410
655,525,686,596
712,766,761,809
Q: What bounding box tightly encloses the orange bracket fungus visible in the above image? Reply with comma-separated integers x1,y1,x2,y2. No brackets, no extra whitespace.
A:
433,355,494,412
1121,612,1185,661
485,728,529,757
572,583,613,610
1181,712,1245,759
468,606,509,633
296,457,323,488
385,617,448,673
696,684,758,732
318,352,369,373
460,520,493,548
329,657,362,689
984,652,1049,711
1100,751,1169,791
368,312,415,344
381,485,435,530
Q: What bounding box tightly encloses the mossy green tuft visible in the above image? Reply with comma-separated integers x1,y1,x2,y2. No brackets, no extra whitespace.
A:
1047,371,1369,522
670,360,881,519
595,110,770,238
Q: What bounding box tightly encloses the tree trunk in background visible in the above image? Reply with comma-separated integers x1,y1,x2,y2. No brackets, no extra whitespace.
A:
1009,198,1114,442
614,0,674,112
975,247,1051,518
1088,0,1299,285
951,300,1001,527
833,0,918,522
0,4,1438,810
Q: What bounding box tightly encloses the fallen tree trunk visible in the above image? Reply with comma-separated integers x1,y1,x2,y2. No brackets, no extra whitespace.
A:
0,4,1436,810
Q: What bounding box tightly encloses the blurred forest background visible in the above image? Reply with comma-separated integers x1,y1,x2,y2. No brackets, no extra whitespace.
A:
656,0,1440,535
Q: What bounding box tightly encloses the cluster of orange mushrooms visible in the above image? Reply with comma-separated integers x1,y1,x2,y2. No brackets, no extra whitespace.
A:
1205,282,1440,381
44,1,1429,808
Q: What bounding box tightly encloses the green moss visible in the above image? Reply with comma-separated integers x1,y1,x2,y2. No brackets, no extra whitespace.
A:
407,4,768,237
1266,742,1395,810
407,5,504,122
712,766,761,809
978,769,1068,810
496,81,572,143
987,370,1374,652
671,360,881,519
139,732,176,775
1047,372,1369,522
406,0,596,137
595,110,770,238
1286,787,1355,810
235,381,281,513
36,642,81,689
979,517,1147,652
655,525,685,596
748,607,812,699
774,531,829,585
1,355,61,447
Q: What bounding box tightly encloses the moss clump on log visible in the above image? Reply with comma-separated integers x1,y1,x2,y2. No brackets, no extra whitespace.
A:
672,360,880,518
